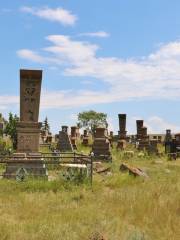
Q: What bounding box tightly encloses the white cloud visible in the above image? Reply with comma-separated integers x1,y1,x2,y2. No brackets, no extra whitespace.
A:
79,31,110,38
145,116,180,134
17,36,180,105
45,35,98,65
20,6,77,26
127,116,180,134
17,49,45,63
0,96,19,110
40,89,118,109
17,49,63,65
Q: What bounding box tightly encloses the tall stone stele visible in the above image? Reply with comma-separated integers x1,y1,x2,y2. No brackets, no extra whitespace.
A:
117,114,127,150
17,69,42,153
4,69,47,179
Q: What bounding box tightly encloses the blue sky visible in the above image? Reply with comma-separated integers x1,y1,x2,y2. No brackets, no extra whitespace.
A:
1,0,180,134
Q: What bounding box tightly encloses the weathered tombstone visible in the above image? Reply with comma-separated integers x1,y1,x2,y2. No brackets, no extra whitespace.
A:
4,69,48,179
71,126,78,150
149,140,158,154
165,129,172,142
92,127,111,160
136,120,144,140
118,114,127,139
109,131,114,147
58,126,73,152
117,114,127,150
82,130,89,146
17,70,42,153
165,129,172,153
138,126,150,151
62,125,68,133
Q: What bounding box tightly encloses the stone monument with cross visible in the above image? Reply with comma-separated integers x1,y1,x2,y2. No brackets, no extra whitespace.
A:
4,69,48,179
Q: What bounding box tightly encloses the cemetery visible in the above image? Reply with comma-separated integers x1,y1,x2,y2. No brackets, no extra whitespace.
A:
1,0,180,238
0,69,179,239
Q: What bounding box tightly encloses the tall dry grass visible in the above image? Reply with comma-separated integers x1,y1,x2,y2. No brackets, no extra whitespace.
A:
0,144,179,240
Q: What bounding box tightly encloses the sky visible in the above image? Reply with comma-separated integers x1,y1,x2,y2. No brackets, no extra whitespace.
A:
1,0,180,134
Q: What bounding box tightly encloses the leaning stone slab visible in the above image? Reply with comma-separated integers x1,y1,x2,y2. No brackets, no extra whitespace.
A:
120,163,149,178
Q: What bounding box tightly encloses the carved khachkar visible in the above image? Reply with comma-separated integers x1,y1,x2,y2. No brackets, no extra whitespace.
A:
20,70,42,122
17,70,42,153
4,69,47,179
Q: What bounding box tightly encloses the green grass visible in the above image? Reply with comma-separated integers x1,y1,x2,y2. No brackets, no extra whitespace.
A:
0,144,180,240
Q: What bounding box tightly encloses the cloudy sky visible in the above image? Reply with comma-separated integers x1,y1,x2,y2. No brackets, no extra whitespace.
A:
1,0,180,134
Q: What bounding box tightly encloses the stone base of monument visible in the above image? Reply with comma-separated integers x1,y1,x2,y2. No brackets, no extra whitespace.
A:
117,139,126,150
92,138,111,161
3,153,48,180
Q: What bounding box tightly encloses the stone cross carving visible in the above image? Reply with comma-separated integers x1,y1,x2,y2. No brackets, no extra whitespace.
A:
17,70,42,153
20,70,42,122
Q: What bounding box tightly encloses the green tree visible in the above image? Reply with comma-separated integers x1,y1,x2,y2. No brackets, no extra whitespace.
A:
4,113,19,149
42,117,50,133
77,110,108,134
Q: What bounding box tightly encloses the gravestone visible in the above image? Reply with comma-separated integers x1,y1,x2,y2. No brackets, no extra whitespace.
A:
109,131,114,147
165,129,172,153
138,126,150,151
149,139,158,154
58,126,73,152
118,114,127,139
82,130,89,146
17,70,42,152
71,126,78,150
117,114,127,150
136,120,144,140
92,127,111,160
4,69,47,179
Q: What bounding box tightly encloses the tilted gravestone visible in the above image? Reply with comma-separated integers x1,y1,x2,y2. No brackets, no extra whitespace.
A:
4,70,48,179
